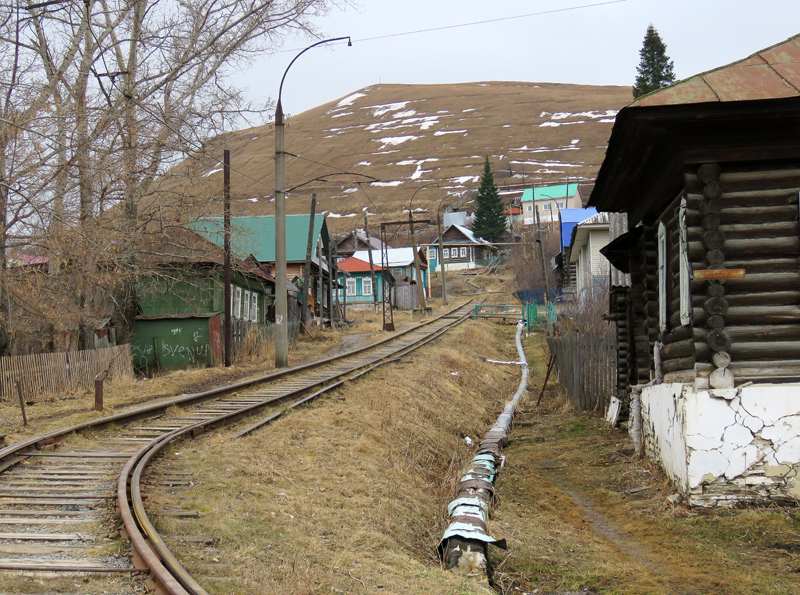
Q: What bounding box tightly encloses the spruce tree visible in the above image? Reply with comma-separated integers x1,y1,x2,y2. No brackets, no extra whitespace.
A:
633,24,676,99
470,157,507,244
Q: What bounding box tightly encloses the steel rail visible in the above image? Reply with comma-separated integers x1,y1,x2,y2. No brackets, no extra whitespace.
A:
0,300,478,589
118,302,479,595
0,299,474,472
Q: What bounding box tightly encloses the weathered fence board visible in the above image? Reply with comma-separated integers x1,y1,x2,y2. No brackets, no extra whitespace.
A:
546,334,616,412
0,345,134,403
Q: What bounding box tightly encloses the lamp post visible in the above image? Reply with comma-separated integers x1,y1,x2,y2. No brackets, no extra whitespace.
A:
409,183,437,311
274,36,350,368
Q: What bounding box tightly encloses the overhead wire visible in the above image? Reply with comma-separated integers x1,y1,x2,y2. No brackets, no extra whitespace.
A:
275,0,627,52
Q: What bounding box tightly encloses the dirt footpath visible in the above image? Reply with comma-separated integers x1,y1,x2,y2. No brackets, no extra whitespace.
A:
490,338,800,595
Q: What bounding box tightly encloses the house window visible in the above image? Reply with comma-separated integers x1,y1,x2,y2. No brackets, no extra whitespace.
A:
429,247,437,260
557,202,564,208
251,292,259,323
543,203,551,210
234,287,242,319
526,204,533,212
442,248,450,258
362,278,373,296
460,247,467,258
390,267,403,278
243,290,250,321
346,278,357,296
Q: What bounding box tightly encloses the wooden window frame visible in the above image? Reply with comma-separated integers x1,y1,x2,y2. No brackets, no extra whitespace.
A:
362,278,373,296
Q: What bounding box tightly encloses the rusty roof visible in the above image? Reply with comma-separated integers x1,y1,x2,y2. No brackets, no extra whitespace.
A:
633,34,800,107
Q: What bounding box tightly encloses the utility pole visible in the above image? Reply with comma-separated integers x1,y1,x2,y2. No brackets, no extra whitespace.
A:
535,209,551,308
302,193,317,323
409,211,426,311
437,215,448,305
363,213,379,312
223,150,232,367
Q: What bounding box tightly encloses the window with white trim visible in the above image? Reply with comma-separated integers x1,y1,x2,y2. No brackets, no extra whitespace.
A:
346,278,357,296
251,292,259,322
243,290,250,321
657,221,667,332
362,278,373,296
460,246,467,258
429,247,437,260
234,287,242,319
526,204,533,212
543,203,551,210
443,248,450,258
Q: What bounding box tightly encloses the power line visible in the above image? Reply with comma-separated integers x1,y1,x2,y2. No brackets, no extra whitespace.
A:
275,0,627,52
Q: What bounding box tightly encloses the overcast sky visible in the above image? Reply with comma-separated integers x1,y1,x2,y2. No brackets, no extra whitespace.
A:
236,0,800,118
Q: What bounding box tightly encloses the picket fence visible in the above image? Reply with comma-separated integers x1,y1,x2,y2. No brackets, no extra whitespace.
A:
546,333,616,412
0,344,134,403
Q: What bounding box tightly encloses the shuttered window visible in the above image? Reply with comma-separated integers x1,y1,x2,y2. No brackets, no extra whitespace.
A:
658,222,668,332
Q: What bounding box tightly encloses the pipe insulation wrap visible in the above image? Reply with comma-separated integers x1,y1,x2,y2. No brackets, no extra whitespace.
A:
439,321,529,572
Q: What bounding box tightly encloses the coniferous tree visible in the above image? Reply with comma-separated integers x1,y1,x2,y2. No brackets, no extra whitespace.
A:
633,24,676,99
470,157,507,244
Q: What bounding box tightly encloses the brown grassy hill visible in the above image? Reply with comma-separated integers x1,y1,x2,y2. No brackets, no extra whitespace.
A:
149,81,631,235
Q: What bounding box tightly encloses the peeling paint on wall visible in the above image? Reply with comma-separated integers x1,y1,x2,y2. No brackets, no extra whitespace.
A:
641,383,800,507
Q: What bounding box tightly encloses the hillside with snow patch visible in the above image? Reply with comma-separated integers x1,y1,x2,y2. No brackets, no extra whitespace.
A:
148,81,630,234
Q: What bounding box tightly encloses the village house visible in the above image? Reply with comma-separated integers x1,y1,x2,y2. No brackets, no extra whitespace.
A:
425,224,491,273
132,228,275,371
520,182,582,225
334,230,386,261
336,256,386,307
191,214,336,322
590,34,800,506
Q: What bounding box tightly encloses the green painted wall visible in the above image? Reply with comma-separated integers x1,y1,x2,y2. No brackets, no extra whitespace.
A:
132,318,216,370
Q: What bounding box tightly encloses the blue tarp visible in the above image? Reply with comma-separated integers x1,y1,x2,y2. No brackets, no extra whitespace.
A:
559,208,597,250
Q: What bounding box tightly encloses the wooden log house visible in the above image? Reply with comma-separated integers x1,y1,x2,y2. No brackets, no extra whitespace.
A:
589,35,800,505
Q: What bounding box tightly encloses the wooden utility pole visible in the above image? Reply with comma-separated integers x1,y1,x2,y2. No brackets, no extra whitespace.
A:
438,215,448,305
302,193,317,323
223,150,232,367
535,209,551,307
363,213,379,311
409,212,426,310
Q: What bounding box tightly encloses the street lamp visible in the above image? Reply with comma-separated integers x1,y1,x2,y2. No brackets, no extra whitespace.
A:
274,36,350,368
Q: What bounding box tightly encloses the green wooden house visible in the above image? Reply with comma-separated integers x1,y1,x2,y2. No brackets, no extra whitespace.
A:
131,229,274,371
191,214,337,320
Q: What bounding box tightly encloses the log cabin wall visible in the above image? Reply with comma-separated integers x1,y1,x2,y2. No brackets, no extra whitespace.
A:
628,222,659,384
685,161,800,387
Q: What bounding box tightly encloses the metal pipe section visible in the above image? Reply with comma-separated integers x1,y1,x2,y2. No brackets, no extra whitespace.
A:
438,321,528,581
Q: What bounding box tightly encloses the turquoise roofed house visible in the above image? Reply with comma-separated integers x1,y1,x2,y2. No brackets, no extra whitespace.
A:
191,214,337,321
520,183,582,225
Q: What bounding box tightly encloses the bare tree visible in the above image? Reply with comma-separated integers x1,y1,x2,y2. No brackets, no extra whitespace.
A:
0,0,348,354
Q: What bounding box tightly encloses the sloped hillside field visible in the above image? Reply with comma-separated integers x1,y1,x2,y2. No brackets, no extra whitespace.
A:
148,82,630,233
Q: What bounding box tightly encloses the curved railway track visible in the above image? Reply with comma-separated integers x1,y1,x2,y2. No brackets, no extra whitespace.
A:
0,301,479,594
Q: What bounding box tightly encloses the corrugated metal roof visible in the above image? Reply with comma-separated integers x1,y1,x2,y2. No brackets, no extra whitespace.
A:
634,34,800,107
191,214,328,263
337,256,384,273
352,247,426,268
521,183,579,202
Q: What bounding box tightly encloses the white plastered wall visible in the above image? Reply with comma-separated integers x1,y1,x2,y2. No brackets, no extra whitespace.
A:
641,383,800,506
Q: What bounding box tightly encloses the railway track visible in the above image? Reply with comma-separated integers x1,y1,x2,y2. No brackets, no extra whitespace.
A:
0,301,478,594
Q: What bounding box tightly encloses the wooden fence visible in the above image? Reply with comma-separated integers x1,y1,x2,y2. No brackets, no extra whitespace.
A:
0,344,134,403
546,333,616,412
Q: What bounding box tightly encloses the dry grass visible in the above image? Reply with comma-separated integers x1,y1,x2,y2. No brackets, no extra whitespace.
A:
146,320,520,595
489,338,800,595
